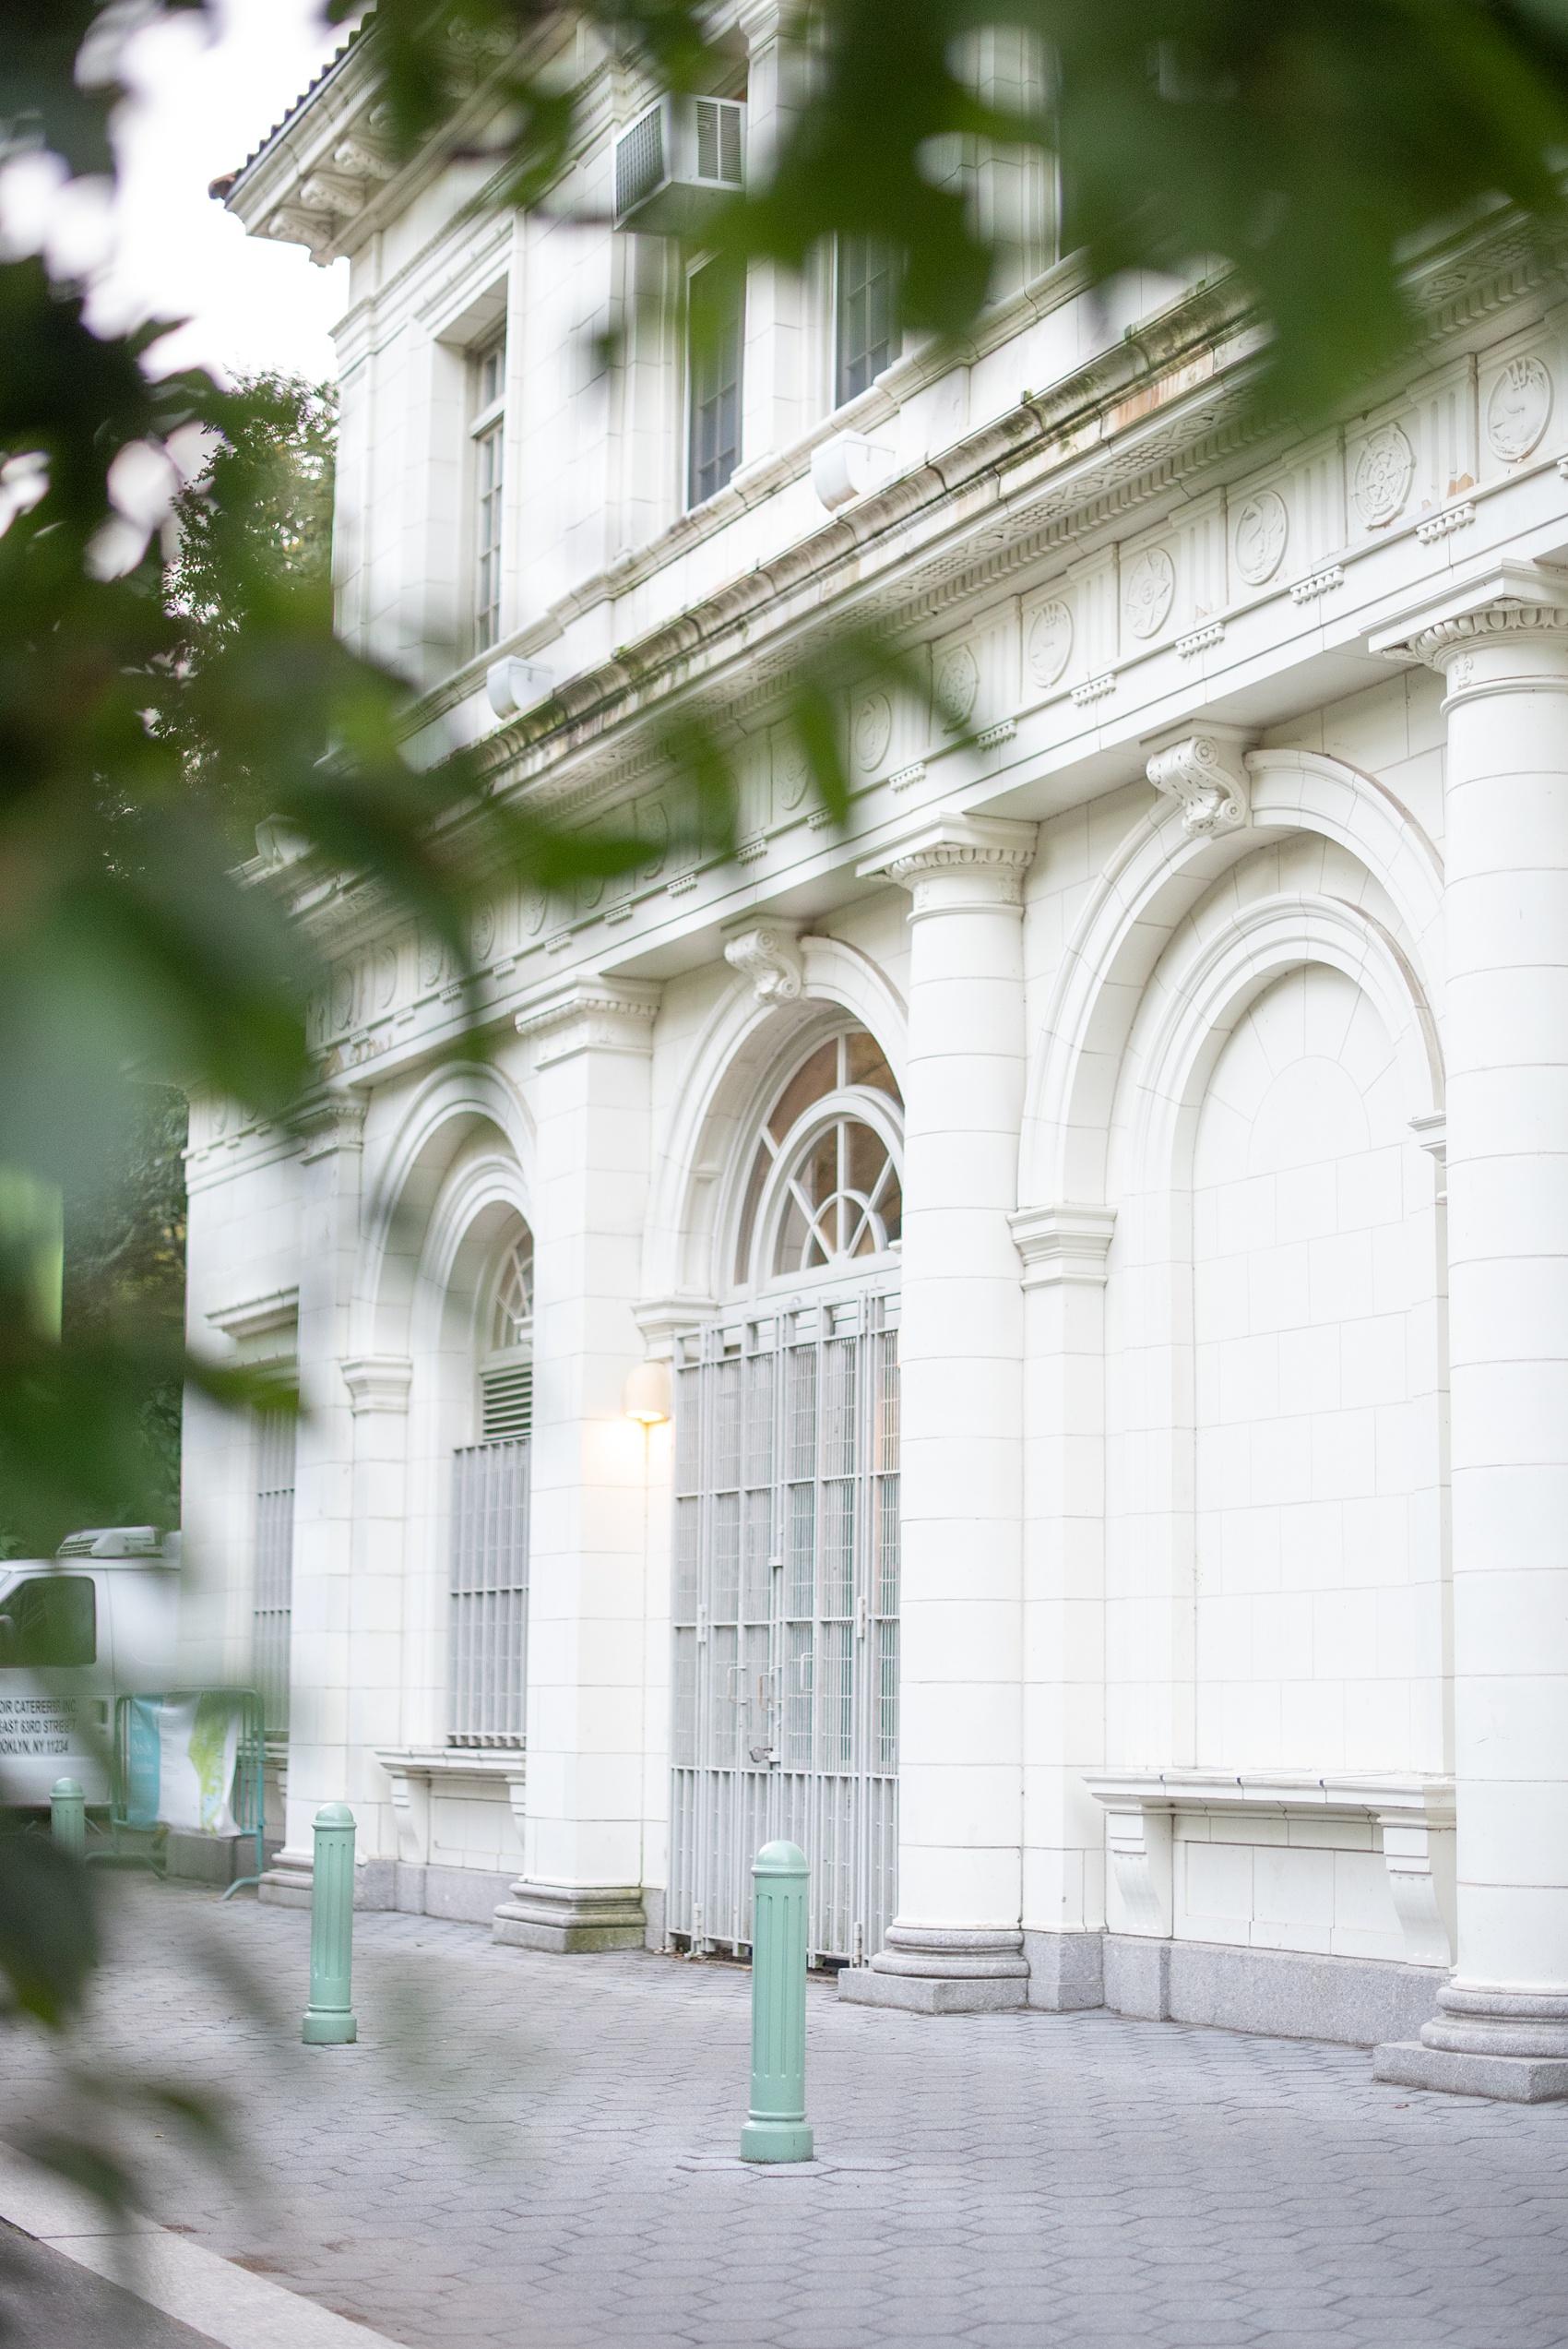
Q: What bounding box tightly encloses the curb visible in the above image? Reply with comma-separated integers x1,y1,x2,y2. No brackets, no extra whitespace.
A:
0,2144,405,2349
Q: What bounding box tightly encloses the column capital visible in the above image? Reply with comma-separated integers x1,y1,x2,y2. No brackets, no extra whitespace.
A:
339,1353,413,1414
857,806,1037,911
1010,1203,1118,1289
514,976,660,1067
1369,560,1568,678
297,1090,367,1163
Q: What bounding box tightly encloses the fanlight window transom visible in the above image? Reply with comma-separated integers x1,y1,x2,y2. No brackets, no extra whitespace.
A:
489,1231,535,1353
734,1029,903,1288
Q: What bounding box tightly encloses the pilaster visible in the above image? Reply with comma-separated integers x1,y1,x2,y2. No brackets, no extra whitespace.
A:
1014,1204,1116,2006
493,979,660,1952
260,1091,366,1906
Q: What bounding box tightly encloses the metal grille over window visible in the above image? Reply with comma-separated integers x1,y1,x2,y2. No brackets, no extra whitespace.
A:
836,235,901,407
253,1410,296,1734
669,1293,900,1967
688,259,743,507
448,1438,529,1746
472,336,505,652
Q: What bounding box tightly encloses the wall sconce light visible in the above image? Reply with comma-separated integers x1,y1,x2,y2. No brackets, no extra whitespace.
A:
624,1359,671,1425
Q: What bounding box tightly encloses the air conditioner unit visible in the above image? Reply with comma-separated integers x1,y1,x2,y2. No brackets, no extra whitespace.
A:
612,95,745,236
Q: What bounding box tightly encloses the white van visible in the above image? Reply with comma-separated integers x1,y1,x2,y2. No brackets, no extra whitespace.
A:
0,1527,180,1807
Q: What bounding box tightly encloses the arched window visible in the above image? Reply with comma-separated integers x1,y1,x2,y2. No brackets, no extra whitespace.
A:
450,1218,533,1747
733,1028,903,1289
480,1229,533,1438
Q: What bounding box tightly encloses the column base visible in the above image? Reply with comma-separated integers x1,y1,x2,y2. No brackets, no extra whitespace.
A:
837,1926,1029,2014
1374,1983,1568,2100
1373,2040,1568,2102
492,1880,647,1953
740,2119,814,2164
302,2008,358,2046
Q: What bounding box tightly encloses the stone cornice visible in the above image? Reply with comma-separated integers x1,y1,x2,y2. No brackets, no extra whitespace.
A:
206,1284,300,1345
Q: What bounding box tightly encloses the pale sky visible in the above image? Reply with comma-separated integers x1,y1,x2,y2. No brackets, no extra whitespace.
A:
99,0,356,384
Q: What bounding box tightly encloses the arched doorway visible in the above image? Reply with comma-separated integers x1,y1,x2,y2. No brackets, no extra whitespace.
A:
670,1024,903,1965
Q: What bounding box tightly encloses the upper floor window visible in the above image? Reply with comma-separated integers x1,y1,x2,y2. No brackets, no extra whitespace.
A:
472,335,505,652
688,259,743,507
732,1028,903,1290
836,236,900,408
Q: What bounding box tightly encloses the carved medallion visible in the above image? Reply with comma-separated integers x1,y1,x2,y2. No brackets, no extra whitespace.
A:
853,690,893,773
772,728,811,811
419,932,445,989
1233,489,1289,586
1123,546,1176,639
520,884,548,938
1353,424,1415,526
1487,355,1553,461
638,797,670,878
1026,600,1074,689
330,965,354,1032
936,643,980,728
471,899,496,960
374,945,398,1008
579,869,604,911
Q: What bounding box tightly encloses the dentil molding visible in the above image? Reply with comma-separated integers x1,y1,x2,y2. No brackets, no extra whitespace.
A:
722,922,803,1005
1145,734,1251,838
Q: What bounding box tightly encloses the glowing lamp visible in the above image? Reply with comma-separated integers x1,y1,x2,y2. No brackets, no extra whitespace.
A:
624,1359,671,1425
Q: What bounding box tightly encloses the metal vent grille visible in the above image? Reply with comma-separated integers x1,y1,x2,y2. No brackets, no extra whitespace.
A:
481,1362,533,1440
253,1412,297,1734
615,101,666,219
449,1437,529,1747
695,99,742,185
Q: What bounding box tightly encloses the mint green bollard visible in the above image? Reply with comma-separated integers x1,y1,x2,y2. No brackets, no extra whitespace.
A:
741,1840,814,2163
302,1804,358,2045
50,1777,85,1860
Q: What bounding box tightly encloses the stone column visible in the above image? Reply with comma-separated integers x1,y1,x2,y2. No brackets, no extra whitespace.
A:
260,1093,365,1907
843,808,1037,2010
1372,566,1568,2097
493,979,660,1952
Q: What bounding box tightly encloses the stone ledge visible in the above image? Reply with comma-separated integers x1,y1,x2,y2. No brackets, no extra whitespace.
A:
1373,2039,1568,2102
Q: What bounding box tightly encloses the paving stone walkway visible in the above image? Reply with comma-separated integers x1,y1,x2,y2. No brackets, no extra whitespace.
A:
6,1878,1568,2349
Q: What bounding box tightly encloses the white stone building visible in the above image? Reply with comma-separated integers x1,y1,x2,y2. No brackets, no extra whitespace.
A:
189,16,1568,2093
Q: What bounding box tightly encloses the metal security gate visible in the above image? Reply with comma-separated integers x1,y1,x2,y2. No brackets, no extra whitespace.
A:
670,1290,899,1966
448,1438,530,1746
